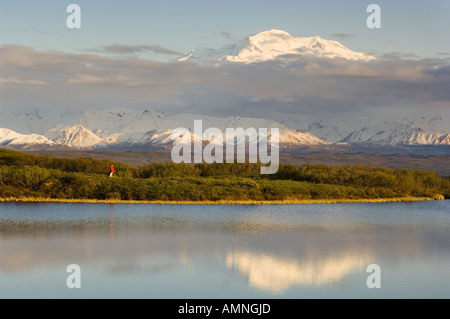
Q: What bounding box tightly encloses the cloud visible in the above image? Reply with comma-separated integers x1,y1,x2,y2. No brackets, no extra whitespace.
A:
68,75,144,87
0,77,45,86
0,43,449,123
380,52,422,60
330,33,354,40
0,44,35,67
220,31,233,40
427,64,450,79
220,31,248,47
100,44,182,56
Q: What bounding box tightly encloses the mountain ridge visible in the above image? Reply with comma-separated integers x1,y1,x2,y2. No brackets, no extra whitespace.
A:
0,109,448,151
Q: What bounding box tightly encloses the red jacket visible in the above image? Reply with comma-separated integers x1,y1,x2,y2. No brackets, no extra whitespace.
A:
110,166,114,173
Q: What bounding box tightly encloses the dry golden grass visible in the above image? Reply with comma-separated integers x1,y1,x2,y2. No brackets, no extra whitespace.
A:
0,196,438,205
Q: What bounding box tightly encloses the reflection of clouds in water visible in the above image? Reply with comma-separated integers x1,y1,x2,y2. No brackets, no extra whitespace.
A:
0,251,35,272
178,251,193,268
226,250,372,294
1,202,449,298
107,255,175,275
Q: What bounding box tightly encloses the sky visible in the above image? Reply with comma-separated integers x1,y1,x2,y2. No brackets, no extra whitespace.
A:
1,1,450,59
0,0,449,127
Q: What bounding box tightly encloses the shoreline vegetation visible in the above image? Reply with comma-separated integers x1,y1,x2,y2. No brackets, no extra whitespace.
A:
0,149,449,204
0,196,441,205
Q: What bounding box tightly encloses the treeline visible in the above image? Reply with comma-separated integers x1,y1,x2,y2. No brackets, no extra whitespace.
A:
0,149,261,178
0,149,132,175
0,149,448,201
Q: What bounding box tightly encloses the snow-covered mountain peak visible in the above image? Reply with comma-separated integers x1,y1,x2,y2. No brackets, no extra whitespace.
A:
0,128,54,146
177,29,375,63
249,29,291,40
342,120,450,146
54,125,108,148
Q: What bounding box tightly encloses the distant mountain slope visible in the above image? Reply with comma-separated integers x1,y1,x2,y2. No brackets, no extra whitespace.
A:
0,109,78,135
342,121,450,146
0,128,54,146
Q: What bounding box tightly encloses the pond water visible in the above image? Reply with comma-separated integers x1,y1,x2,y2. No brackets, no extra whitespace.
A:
0,201,449,298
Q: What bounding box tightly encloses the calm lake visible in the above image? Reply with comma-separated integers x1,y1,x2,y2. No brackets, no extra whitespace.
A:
0,201,449,299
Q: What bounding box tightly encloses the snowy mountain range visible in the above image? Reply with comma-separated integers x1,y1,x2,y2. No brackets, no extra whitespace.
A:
342,121,450,146
176,29,375,63
0,109,337,150
0,109,448,150
0,30,447,151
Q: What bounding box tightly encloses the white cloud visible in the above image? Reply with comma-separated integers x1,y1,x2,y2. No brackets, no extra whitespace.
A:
0,44,449,122
0,77,45,85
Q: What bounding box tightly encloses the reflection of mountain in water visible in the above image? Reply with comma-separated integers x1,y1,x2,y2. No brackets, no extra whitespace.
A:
226,250,372,294
1,202,450,298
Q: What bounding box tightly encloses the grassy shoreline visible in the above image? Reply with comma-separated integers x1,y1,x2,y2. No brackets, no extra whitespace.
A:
1,149,449,204
0,196,440,205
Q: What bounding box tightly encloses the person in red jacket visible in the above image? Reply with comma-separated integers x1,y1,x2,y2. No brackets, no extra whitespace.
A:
109,165,114,178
